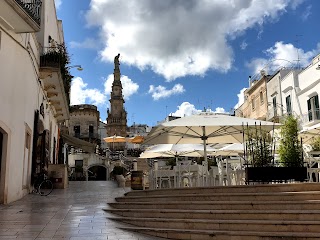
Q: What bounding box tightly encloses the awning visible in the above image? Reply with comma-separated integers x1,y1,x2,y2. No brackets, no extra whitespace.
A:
61,133,96,153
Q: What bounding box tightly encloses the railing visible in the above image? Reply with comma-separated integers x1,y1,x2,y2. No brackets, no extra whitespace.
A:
40,46,72,105
40,47,61,69
302,109,320,124
15,0,42,25
108,117,123,123
74,133,100,139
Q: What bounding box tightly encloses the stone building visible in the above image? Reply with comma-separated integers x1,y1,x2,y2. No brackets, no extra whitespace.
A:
68,104,110,181
69,104,101,146
235,72,271,120
106,54,128,150
0,0,72,203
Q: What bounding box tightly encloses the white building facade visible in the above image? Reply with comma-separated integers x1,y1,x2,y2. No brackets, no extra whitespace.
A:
0,0,70,203
296,55,320,129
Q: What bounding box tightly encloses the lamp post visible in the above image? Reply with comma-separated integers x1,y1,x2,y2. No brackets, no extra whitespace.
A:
68,65,83,71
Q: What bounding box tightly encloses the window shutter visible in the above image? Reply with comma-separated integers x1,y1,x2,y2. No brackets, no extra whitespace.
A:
308,99,312,121
315,95,320,119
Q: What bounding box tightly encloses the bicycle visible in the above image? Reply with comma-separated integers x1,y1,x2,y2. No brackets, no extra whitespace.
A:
32,173,53,196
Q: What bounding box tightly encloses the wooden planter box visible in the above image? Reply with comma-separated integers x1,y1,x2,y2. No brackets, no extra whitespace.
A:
245,167,308,183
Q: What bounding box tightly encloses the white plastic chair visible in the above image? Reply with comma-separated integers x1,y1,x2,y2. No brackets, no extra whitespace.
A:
176,160,193,187
209,166,219,186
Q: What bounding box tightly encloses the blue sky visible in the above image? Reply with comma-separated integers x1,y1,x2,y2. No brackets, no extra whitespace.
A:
55,0,320,127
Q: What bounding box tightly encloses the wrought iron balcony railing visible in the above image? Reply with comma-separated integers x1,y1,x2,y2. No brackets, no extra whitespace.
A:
15,0,42,25
40,47,61,69
302,109,320,123
74,133,101,139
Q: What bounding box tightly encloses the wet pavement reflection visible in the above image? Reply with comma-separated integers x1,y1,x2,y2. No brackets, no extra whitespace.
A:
0,181,164,239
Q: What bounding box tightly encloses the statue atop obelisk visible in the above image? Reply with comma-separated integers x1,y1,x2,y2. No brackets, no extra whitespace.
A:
106,54,127,148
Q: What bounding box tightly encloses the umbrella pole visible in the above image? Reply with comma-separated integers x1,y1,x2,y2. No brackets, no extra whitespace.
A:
201,126,208,186
176,155,179,187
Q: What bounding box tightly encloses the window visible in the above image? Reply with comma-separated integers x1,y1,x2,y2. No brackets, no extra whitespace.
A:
272,97,277,117
89,125,94,138
74,126,80,138
75,160,83,173
252,97,255,110
260,91,264,104
22,130,31,190
307,95,320,121
285,95,292,115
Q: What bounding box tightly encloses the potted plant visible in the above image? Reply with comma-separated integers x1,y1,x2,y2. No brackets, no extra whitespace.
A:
246,115,307,183
277,115,307,181
245,126,276,183
309,136,320,156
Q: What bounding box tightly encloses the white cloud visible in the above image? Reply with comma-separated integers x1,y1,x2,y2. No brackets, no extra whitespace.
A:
171,102,227,117
301,5,312,21
69,38,100,50
234,88,247,109
54,0,62,9
214,107,227,113
85,0,302,81
148,84,185,100
240,41,248,50
246,41,320,77
70,77,106,105
104,74,139,100
171,102,201,117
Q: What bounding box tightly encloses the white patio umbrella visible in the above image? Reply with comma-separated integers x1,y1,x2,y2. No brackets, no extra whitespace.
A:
144,112,280,164
139,144,217,159
213,143,245,156
299,123,320,144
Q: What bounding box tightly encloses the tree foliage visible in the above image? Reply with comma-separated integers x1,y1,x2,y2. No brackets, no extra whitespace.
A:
246,126,273,167
278,115,303,167
311,136,320,151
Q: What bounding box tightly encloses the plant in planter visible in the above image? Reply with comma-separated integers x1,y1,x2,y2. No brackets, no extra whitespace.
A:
244,126,277,183
246,128,273,167
246,115,307,183
278,115,304,167
310,136,320,152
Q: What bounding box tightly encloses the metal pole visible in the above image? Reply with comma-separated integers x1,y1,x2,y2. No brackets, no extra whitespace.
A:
202,126,208,186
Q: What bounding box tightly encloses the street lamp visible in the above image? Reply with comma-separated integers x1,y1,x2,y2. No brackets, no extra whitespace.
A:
68,65,83,71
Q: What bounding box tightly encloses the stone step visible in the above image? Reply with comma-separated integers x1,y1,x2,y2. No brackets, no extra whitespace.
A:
116,191,320,202
118,226,320,240
105,208,320,221
109,200,320,210
126,183,320,197
110,217,320,232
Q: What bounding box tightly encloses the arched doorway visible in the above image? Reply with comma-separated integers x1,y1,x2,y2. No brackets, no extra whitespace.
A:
0,128,8,204
87,165,107,181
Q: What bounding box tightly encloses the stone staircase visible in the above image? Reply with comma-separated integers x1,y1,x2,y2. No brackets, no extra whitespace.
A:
106,183,320,239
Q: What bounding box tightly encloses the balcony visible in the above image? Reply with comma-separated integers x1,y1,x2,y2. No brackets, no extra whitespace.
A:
302,109,320,127
267,108,280,122
40,47,70,122
74,133,101,139
0,0,41,33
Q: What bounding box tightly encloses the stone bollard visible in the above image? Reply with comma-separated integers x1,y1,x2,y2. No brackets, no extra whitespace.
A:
116,175,126,187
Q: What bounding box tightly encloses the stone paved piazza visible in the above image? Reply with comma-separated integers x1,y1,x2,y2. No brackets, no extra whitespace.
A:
0,181,164,240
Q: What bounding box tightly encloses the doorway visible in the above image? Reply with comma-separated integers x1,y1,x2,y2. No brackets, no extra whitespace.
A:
0,128,8,204
88,165,107,181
